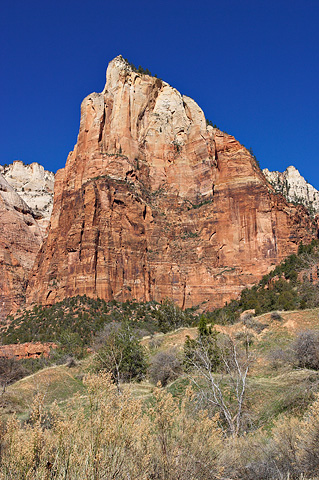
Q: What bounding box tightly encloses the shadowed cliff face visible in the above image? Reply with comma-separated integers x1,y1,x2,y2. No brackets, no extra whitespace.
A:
26,56,315,310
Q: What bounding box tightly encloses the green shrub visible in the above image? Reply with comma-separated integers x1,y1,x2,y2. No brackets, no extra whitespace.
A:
155,299,193,333
91,323,147,384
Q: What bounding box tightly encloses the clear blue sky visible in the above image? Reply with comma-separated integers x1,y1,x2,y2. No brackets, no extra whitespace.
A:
1,0,319,187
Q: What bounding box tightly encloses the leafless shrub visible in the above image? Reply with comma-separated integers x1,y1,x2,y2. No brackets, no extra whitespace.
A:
148,335,164,350
293,330,319,370
3,370,319,478
221,395,319,479
269,416,303,478
0,373,223,479
0,358,28,394
299,396,319,476
148,349,182,386
219,432,279,480
243,315,269,333
66,356,76,368
92,322,121,352
241,312,254,323
270,310,283,322
185,331,253,436
267,347,294,369
134,328,150,339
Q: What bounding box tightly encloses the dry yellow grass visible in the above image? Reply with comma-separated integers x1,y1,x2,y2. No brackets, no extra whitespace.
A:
0,374,224,479
141,327,197,352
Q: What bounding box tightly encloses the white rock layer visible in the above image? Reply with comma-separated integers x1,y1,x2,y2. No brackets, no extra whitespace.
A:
263,166,319,215
0,161,55,232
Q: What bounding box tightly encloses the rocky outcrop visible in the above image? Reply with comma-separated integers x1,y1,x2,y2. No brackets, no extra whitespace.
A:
263,166,319,216
26,56,316,310
0,173,43,321
0,161,54,234
0,342,56,359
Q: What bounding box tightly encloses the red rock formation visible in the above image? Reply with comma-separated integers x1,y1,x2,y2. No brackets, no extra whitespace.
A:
26,56,316,310
0,342,56,359
0,174,43,321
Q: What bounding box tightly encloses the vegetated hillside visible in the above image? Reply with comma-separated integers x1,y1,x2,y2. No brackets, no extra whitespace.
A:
209,239,319,324
3,308,319,414
2,295,197,347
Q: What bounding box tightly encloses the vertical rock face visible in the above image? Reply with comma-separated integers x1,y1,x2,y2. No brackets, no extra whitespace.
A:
263,166,319,216
0,173,43,320
0,161,55,234
26,56,315,310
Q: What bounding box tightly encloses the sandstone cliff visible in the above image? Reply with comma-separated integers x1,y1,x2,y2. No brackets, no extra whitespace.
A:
26,56,316,310
0,161,54,234
263,166,319,216
0,173,43,320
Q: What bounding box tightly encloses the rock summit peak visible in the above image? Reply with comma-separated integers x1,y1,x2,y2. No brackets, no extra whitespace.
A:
26,57,314,310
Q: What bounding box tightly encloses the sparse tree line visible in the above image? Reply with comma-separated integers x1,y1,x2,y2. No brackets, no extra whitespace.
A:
2,297,195,348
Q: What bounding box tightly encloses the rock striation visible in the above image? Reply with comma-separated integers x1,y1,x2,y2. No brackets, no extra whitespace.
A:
0,161,55,234
26,56,316,310
0,173,43,320
263,166,319,216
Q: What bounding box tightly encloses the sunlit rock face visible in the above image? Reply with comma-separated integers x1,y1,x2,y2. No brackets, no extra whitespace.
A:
0,161,54,234
263,166,319,216
0,173,43,320
0,342,56,360
26,56,315,310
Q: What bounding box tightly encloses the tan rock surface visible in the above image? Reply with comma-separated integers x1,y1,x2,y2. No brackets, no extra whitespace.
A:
26,56,316,310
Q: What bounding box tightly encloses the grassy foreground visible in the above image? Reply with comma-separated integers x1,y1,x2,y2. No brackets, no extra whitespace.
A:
1,307,319,478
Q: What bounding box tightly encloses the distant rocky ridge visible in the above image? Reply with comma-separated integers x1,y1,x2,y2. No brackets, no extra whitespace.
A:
0,171,43,320
263,166,319,216
0,161,55,233
0,161,54,321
